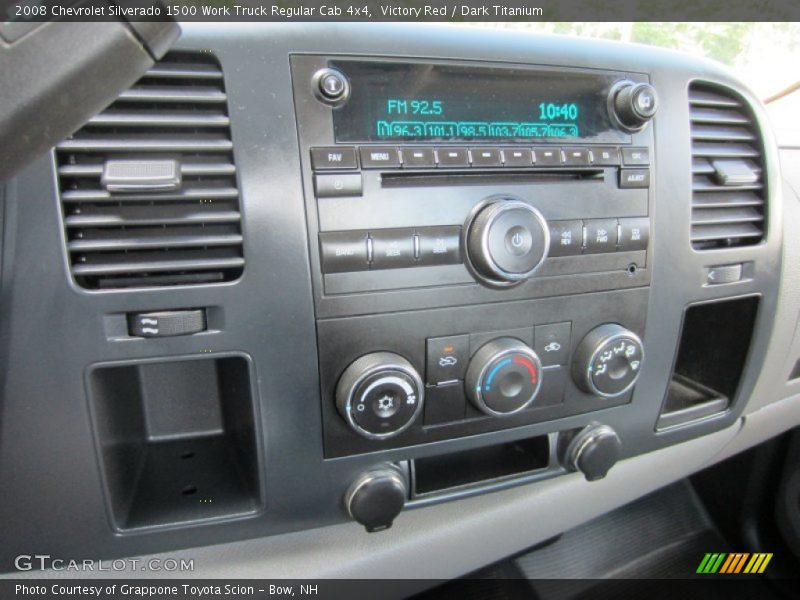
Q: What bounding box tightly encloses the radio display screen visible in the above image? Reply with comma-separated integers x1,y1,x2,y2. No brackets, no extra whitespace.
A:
331,60,629,144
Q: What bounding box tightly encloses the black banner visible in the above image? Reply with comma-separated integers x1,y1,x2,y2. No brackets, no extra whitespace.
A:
2,0,800,22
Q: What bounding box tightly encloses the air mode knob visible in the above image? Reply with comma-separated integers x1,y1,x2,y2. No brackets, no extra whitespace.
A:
336,352,424,440
466,196,549,287
609,81,658,131
572,324,644,398
466,338,544,416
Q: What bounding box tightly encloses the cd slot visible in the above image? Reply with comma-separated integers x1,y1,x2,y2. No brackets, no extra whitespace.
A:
381,169,605,188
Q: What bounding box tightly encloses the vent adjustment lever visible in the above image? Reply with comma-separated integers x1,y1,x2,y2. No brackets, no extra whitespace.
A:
128,309,206,338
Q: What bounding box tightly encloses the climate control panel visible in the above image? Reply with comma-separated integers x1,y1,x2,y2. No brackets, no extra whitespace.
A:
319,287,648,457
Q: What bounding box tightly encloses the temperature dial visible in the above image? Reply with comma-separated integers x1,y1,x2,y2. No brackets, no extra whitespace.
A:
466,338,544,416
336,352,424,440
572,324,644,398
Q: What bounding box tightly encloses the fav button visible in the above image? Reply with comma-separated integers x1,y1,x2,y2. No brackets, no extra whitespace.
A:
310,146,357,170
426,334,469,384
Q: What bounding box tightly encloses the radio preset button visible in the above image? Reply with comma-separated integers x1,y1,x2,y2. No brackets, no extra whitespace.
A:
502,148,534,167
533,147,563,167
320,231,369,273
436,147,470,167
548,220,584,257
370,228,415,269
401,147,436,168
592,147,620,166
310,146,357,170
416,225,461,266
618,217,650,251
584,219,619,254
314,173,362,198
622,147,650,165
360,146,401,169
563,148,592,166
619,168,651,188
471,147,502,167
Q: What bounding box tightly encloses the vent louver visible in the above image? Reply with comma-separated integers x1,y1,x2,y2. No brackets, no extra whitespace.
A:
689,83,766,250
56,52,244,289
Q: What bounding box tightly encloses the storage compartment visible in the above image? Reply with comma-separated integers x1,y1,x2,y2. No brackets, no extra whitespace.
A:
88,355,262,530
412,435,549,496
658,297,759,430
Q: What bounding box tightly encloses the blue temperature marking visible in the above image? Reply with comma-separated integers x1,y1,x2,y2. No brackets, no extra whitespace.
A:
484,358,512,391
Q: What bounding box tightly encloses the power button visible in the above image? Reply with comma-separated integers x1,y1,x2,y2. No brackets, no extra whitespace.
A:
505,226,533,256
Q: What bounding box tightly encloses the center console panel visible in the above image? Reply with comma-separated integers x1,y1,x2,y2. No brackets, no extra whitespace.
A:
292,56,655,462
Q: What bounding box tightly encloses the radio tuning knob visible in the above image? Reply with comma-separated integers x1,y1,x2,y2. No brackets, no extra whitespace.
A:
572,324,644,398
609,81,658,131
465,196,550,287
336,352,424,440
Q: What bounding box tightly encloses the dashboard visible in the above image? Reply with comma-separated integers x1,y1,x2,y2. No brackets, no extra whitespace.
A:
1,22,800,580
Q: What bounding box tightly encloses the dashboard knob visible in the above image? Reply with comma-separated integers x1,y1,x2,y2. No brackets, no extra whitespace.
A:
564,423,622,481
465,197,549,286
466,337,544,416
336,352,424,440
572,324,644,398
610,81,658,131
345,467,407,532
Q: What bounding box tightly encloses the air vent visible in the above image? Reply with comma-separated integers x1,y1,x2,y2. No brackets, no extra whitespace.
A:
689,82,766,250
56,52,244,289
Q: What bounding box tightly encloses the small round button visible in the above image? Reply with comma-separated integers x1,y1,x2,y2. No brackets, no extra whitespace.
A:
313,68,350,105
336,353,424,440
466,338,544,416
609,81,658,131
321,73,345,98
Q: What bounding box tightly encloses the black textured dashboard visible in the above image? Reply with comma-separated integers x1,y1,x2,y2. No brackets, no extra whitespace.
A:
0,23,784,568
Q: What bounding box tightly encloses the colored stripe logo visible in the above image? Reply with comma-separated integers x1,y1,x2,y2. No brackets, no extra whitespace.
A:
696,552,773,574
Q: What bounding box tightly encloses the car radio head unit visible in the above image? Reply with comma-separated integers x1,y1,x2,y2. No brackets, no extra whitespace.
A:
331,60,631,144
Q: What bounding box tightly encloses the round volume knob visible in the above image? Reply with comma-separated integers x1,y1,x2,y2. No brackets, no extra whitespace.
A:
466,338,544,416
466,197,549,286
345,467,407,532
609,81,658,131
572,324,644,398
336,352,424,440
564,423,622,481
